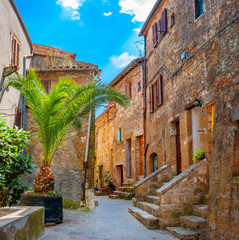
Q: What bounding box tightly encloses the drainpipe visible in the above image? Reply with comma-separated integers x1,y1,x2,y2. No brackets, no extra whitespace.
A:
22,54,33,130
143,35,147,178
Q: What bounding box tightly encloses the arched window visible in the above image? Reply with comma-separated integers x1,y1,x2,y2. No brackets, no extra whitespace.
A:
151,153,158,172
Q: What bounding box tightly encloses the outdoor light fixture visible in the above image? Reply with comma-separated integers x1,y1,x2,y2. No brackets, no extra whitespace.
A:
194,99,202,107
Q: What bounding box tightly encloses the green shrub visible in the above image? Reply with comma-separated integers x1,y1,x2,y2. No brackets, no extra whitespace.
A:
0,117,36,207
192,150,205,163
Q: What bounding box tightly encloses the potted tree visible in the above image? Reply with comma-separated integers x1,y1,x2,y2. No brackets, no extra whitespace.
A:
8,69,129,223
104,171,116,195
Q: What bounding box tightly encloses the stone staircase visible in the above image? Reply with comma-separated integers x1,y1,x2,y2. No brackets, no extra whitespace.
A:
129,160,210,239
109,182,135,200
167,194,209,240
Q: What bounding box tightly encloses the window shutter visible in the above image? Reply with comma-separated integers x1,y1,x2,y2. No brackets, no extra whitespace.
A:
152,22,158,48
16,43,20,67
157,75,163,107
149,84,154,112
162,8,167,34
14,108,22,128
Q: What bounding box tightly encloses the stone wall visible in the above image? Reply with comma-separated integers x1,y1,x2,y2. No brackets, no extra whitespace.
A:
142,0,238,238
95,63,144,186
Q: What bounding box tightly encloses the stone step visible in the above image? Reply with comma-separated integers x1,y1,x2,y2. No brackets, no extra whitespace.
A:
117,186,134,193
180,216,209,239
147,188,157,195
128,207,160,229
233,176,239,184
108,194,119,199
193,205,208,219
136,201,160,217
122,183,133,187
98,188,108,193
166,227,199,240
95,191,108,196
145,195,160,205
113,191,134,200
204,195,209,205
148,182,159,189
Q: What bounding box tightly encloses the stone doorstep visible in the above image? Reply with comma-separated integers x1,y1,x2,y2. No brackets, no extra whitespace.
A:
193,205,208,219
233,176,239,184
108,194,119,199
117,186,134,193
128,207,160,229
113,191,134,200
166,227,199,240
95,191,108,196
180,216,208,234
137,201,160,217
145,195,160,205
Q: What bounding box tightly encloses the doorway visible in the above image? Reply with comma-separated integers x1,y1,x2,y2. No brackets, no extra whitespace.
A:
98,165,103,188
116,165,124,187
139,136,144,176
176,121,182,175
126,139,132,178
191,107,201,153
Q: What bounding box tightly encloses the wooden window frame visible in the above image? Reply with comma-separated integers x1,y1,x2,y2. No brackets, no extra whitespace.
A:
11,33,20,68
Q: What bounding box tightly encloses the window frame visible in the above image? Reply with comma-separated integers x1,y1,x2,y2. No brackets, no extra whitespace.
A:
118,128,122,142
194,0,204,20
10,33,20,68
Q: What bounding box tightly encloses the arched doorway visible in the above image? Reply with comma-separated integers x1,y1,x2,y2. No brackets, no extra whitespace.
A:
152,154,158,172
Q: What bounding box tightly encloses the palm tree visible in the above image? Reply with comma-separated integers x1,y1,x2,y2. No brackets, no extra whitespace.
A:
8,69,129,193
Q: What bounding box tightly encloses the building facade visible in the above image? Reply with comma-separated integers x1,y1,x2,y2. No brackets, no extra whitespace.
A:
0,0,32,127
95,58,145,187
139,0,238,238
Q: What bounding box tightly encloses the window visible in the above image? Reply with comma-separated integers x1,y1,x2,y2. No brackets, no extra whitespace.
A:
14,108,22,129
170,12,175,27
138,82,141,92
118,128,122,142
152,8,167,47
11,34,20,67
125,82,132,99
195,0,203,19
41,80,50,94
149,75,163,112
129,82,132,99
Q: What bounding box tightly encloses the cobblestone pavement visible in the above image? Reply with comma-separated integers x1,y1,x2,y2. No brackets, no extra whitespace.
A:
41,196,178,240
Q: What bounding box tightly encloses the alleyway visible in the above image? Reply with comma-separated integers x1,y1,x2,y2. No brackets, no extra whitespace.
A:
41,196,178,240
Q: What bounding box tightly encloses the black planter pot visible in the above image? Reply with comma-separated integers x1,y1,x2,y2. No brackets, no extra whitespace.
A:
21,195,63,224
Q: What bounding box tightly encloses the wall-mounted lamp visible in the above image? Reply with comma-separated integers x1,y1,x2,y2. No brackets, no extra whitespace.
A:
194,99,202,107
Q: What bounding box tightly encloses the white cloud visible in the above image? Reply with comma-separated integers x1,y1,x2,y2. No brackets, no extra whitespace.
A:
133,28,140,33
56,0,85,21
56,0,84,9
103,12,113,16
119,0,156,22
71,11,80,20
110,52,136,68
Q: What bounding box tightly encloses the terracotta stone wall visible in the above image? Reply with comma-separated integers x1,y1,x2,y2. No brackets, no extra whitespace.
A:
143,0,239,238
95,64,144,186
24,69,96,200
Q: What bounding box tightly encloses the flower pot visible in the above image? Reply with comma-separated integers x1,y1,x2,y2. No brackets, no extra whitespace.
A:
21,195,63,224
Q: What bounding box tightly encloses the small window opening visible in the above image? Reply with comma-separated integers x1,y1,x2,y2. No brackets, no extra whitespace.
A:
118,128,122,142
195,0,204,20
170,12,175,27
138,82,141,92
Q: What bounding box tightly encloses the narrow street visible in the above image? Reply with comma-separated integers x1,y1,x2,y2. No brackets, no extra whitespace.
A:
41,196,178,240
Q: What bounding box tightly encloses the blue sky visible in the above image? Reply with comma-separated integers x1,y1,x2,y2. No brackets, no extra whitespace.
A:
15,0,156,114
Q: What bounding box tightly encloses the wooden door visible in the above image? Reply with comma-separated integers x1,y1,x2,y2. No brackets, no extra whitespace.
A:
120,165,124,186
126,139,132,178
139,136,144,175
176,121,182,175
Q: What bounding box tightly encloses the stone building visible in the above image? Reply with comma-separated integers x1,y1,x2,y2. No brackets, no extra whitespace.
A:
23,43,99,204
127,0,239,239
95,58,144,188
0,0,32,127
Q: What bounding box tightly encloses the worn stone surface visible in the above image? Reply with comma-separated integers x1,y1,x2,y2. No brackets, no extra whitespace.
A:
0,206,44,240
42,196,178,239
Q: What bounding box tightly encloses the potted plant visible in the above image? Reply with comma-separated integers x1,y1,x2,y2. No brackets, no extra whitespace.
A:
104,171,116,194
8,69,129,223
0,117,36,207
192,150,205,163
